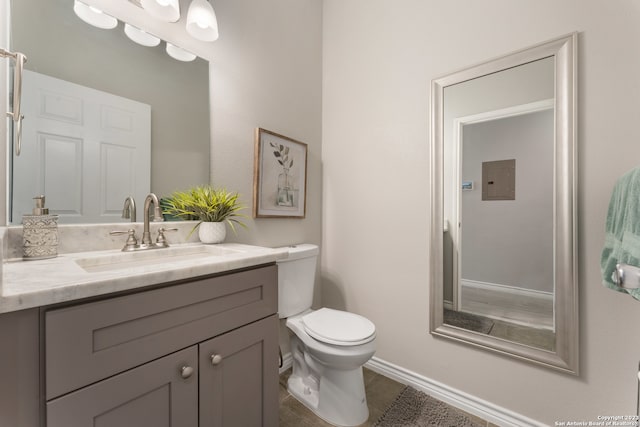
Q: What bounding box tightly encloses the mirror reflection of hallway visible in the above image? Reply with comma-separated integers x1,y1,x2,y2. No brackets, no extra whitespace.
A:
442,58,556,349
449,107,555,350
431,33,578,373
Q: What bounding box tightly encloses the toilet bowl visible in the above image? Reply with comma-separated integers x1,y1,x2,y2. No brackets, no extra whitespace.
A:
277,244,377,427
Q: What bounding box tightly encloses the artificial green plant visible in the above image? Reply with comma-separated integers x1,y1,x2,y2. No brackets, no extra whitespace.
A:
162,185,247,235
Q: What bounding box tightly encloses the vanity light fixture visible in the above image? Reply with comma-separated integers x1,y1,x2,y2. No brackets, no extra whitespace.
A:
72,0,211,62
140,0,180,23
73,0,117,29
124,23,161,47
186,0,219,42
165,43,196,62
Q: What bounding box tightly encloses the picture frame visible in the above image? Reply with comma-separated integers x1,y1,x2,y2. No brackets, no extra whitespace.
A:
253,128,308,218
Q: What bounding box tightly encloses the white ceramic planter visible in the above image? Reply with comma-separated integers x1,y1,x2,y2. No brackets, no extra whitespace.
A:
198,221,226,244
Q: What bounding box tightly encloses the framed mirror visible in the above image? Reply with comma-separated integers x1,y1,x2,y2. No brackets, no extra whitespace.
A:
7,0,211,224
429,33,578,374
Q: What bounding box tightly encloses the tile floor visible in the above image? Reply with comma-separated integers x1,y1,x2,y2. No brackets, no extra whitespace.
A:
279,368,498,427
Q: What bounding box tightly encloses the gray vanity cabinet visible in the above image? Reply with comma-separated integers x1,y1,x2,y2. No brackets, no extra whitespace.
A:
43,264,279,427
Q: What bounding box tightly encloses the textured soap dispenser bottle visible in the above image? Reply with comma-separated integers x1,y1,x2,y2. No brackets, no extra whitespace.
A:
22,195,59,260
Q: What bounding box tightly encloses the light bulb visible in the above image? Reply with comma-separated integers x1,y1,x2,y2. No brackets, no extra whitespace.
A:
141,0,180,23
186,0,219,42
166,43,196,62
124,24,161,47
73,0,117,30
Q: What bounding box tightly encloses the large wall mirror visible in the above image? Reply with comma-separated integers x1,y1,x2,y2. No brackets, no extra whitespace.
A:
8,0,210,224
429,33,578,374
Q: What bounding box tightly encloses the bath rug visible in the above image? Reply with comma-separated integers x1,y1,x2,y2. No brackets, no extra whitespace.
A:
373,386,484,427
443,309,494,334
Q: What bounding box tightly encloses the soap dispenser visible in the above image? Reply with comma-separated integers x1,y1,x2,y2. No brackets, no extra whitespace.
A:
22,195,59,260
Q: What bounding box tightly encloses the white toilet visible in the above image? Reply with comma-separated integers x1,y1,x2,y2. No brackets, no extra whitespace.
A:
277,244,376,427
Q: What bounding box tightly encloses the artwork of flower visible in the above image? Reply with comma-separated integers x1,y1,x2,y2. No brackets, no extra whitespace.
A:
270,142,295,207
253,128,307,218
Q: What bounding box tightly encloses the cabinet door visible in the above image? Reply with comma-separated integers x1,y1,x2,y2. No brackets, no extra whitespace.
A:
47,346,198,427
199,315,279,427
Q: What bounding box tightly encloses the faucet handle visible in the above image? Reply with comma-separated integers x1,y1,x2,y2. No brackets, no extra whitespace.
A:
156,227,178,247
110,229,138,251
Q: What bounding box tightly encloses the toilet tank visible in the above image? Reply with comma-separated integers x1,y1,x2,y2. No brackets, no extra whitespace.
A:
277,244,319,319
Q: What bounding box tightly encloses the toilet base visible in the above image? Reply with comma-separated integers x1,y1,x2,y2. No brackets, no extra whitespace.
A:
287,363,369,427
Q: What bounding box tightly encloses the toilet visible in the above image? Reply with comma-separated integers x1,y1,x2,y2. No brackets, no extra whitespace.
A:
277,244,376,427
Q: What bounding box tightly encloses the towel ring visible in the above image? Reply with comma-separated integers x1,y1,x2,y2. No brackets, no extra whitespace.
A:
613,263,640,289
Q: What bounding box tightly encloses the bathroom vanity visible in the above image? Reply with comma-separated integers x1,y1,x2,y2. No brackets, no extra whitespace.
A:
0,242,284,427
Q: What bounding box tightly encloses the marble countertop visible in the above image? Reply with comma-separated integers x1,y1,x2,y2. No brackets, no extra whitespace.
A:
1,243,288,313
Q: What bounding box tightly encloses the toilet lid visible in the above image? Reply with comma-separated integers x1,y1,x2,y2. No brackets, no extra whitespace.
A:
302,308,376,346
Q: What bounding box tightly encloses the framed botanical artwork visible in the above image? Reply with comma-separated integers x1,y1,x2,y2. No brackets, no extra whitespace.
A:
253,128,308,218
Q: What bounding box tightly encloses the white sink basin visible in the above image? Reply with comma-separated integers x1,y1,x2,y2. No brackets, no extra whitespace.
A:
75,244,240,273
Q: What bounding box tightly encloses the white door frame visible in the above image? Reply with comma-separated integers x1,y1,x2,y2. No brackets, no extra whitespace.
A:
452,99,554,310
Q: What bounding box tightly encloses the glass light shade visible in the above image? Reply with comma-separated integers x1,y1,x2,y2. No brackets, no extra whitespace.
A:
124,24,161,47
186,0,219,42
166,43,196,62
73,0,117,29
141,0,180,23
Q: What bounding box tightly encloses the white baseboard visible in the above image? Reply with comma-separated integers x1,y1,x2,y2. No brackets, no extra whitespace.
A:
461,278,553,299
281,351,543,426
365,356,546,427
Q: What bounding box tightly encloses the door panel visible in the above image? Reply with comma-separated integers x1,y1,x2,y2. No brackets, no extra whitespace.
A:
199,315,279,427
47,346,198,427
13,70,150,223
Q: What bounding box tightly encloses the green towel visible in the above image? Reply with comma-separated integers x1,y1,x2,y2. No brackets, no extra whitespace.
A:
601,167,640,300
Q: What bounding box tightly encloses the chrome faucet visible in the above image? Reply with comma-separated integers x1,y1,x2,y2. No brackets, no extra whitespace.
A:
111,193,173,251
142,193,164,245
122,196,136,222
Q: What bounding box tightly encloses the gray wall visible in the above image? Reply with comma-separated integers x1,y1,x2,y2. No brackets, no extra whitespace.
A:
461,110,554,293
322,0,640,424
204,0,323,353
11,0,210,205
207,0,323,250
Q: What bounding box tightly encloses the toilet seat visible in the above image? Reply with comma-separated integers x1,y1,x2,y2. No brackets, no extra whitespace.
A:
302,308,376,346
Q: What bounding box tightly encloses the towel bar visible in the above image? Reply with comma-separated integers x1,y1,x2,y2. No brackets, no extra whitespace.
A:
613,263,640,289
0,47,27,156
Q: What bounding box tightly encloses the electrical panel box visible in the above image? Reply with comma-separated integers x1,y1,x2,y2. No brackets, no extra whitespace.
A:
482,159,516,201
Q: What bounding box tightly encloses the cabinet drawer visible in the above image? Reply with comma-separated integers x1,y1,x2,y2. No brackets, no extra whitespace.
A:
45,265,277,400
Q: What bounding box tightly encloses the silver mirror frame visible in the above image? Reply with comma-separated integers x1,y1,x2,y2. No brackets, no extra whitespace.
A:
429,33,578,375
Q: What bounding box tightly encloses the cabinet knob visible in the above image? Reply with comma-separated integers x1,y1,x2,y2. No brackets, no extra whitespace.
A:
210,354,223,365
180,365,194,379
